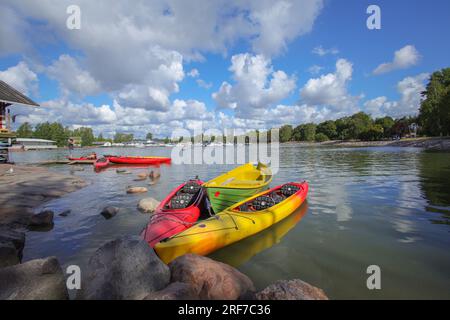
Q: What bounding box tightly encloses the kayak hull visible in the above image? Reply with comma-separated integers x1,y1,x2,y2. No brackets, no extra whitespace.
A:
154,182,308,264
203,163,272,213
141,180,206,247
68,156,96,161
94,157,110,170
107,156,171,165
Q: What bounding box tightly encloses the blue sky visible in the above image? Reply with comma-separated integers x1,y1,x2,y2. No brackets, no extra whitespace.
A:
0,0,449,138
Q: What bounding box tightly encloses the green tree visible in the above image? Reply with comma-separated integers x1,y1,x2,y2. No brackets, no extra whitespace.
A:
359,124,384,141
375,116,394,138
419,68,450,136
279,125,293,142
16,122,33,138
302,123,317,141
73,127,95,146
315,133,329,142
146,132,153,140
114,133,134,143
317,120,337,140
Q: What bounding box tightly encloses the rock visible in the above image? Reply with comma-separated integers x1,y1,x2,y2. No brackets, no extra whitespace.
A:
256,279,328,300
116,169,131,174
137,198,160,213
143,282,197,300
100,206,119,219
70,166,84,171
137,172,148,179
169,254,255,300
0,256,68,300
29,210,54,227
148,180,158,186
0,227,25,267
78,236,170,300
126,186,148,194
149,170,161,180
58,209,71,217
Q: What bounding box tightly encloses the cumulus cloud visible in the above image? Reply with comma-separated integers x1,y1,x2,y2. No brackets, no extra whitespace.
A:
47,55,101,97
300,59,360,116
312,46,339,56
213,53,296,117
373,45,421,75
0,61,38,95
364,73,429,118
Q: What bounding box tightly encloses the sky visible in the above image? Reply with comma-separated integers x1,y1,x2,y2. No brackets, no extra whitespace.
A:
0,0,449,138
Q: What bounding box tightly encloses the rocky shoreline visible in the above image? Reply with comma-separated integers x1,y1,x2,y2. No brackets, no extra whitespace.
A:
0,164,88,268
1,236,328,300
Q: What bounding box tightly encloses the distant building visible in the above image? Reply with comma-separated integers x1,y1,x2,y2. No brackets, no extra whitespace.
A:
13,138,57,150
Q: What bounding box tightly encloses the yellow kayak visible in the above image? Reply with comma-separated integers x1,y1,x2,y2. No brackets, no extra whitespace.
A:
202,162,273,214
155,181,309,264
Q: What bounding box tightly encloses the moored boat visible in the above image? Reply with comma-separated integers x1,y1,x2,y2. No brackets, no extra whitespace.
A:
141,179,206,247
202,162,272,214
106,155,171,165
154,181,308,264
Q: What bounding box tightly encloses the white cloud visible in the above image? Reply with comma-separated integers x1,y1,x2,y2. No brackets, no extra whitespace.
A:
196,79,213,89
364,73,429,118
0,61,38,95
312,46,339,56
187,68,199,78
308,65,324,75
47,55,101,97
213,53,296,117
300,59,360,116
373,45,421,75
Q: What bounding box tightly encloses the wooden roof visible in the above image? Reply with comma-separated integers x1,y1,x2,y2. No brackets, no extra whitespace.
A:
0,80,39,107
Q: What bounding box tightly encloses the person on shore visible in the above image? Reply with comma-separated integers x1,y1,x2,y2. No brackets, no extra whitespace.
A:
86,152,97,160
67,138,74,156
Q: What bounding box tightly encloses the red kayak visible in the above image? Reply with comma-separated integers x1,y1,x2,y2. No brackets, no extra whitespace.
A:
106,156,171,165
141,179,206,247
94,157,110,170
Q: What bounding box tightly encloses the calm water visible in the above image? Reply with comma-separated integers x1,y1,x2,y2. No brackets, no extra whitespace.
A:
11,146,450,299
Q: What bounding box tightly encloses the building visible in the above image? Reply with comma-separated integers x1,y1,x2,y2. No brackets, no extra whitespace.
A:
12,138,57,150
0,80,40,162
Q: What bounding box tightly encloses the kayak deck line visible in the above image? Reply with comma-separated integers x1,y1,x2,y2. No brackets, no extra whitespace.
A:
36,159,96,165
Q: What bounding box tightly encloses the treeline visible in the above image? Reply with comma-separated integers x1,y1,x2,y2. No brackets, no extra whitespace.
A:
16,122,97,147
278,112,417,143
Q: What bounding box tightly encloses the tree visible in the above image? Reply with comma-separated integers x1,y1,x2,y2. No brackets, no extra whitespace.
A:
73,127,95,146
146,132,153,140
317,120,337,140
419,68,450,136
16,122,33,138
279,125,293,142
315,133,329,142
375,116,394,138
359,124,384,141
114,132,134,143
302,123,317,142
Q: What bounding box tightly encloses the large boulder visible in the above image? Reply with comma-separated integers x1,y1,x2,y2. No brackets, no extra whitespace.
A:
256,279,328,300
0,227,25,267
143,282,197,300
78,236,170,300
137,198,160,213
0,256,68,300
169,254,255,300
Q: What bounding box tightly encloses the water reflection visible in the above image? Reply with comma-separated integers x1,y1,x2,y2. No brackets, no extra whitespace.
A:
209,202,309,267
